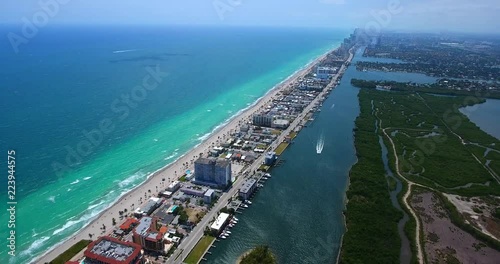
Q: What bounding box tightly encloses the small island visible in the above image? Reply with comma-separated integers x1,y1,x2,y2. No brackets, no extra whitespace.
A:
238,245,276,264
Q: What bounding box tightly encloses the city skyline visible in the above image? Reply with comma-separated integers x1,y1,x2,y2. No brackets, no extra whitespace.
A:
1,0,499,34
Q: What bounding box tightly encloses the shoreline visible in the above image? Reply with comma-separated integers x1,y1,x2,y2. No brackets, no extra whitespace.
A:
34,45,340,264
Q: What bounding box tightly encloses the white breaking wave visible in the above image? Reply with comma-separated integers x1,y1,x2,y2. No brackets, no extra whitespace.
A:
31,229,38,238
19,236,49,257
117,171,145,188
83,177,92,180
70,179,79,185
316,133,325,154
87,200,106,210
164,152,178,161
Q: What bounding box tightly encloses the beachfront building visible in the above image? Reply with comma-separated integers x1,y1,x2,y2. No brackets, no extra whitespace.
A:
194,158,231,189
252,114,273,127
316,66,337,79
134,197,161,217
166,181,181,192
239,178,257,200
132,217,165,252
210,212,230,235
119,218,139,234
83,236,144,264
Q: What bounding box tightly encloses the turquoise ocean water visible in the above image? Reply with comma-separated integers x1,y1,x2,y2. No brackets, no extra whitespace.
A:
0,25,347,263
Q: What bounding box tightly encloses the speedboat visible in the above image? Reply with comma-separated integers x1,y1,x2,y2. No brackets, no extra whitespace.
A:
228,224,235,228
225,230,232,234
220,235,227,239
245,200,252,205
242,204,249,208
233,217,239,221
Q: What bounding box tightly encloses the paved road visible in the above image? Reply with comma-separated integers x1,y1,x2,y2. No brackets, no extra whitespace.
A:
166,50,354,264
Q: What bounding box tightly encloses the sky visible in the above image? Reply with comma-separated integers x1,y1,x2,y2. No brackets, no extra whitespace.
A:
1,0,499,33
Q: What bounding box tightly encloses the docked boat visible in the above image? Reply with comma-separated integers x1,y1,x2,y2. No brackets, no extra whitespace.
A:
264,173,271,178
220,235,227,239
242,204,249,208
245,200,252,205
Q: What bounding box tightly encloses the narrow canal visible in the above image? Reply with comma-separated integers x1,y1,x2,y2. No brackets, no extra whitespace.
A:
203,47,366,264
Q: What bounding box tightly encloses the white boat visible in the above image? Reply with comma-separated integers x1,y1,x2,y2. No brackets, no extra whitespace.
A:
229,224,235,228
242,204,249,208
225,231,232,234
220,235,227,239
264,173,271,178
245,200,252,205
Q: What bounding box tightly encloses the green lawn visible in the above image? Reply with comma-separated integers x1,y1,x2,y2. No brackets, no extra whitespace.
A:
258,165,271,171
184,236,215,264
274,142,289,155
50,239,91,264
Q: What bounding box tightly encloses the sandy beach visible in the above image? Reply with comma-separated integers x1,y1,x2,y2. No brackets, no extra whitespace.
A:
35,47,337,264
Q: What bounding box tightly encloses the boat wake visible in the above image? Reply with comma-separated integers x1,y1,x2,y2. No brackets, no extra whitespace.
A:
316,133,325,154
112,49,138,54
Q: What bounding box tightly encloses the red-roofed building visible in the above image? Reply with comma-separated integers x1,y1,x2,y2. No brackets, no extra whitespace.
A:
120,218,139,232
83,236,144,264
159,226,168,234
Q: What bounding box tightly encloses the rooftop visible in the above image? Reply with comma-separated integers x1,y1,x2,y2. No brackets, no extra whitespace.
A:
210,212,230,231
205,189,215,197
134,217,152,236
84,236,141,264
240,178,257,194
195,157,230,167
119,218,138,231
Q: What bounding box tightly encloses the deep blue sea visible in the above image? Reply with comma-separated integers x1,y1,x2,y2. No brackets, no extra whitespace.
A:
0,25,348,263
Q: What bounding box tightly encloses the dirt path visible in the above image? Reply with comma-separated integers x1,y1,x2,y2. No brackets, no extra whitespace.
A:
381,122,425,264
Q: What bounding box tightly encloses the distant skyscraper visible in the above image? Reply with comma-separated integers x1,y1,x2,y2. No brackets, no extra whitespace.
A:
194,158,231,188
